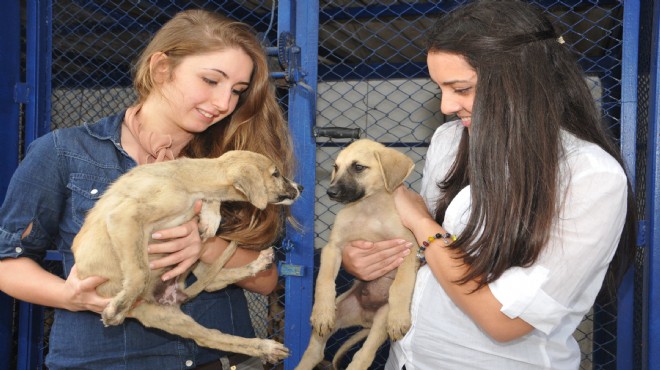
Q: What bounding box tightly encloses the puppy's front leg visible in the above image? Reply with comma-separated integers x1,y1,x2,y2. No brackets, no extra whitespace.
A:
386,242,419,340
310,241,342,337
198,199,221,241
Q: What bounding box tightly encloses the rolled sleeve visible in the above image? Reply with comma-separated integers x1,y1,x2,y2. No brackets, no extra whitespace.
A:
0,134,64,262
490,265,569,335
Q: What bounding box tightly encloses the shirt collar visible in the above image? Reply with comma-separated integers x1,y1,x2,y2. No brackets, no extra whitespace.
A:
84,110,126,145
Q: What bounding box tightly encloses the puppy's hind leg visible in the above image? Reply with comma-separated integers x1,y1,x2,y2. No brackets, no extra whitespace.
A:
296,284,365,370
184,241,239,298
102,209,151,326
205,247,275,292
345,305,389,370
130,302,290,363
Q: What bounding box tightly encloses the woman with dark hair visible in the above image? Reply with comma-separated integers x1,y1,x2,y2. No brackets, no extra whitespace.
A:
0,9,293,369
342,1,636,368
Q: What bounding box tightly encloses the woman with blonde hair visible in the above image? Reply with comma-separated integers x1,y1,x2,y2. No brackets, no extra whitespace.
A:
0,9,293,369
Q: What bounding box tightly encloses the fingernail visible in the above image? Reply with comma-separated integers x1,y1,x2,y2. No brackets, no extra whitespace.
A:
152,233,161,239
405,242,413,248
149,263,154,269
162,275,168,281
403,249,411,256
397,239,407,245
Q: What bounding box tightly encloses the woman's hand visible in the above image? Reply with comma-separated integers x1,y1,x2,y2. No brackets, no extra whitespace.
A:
342,239,411,281
64,264,110,313
393,186,434,232
148,200,204,281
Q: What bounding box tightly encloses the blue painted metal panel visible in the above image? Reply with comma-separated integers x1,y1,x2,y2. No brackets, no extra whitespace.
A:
280,1,318,369
646,1,660,368
617,2,640,368
0,1,21,368
16,1,53,369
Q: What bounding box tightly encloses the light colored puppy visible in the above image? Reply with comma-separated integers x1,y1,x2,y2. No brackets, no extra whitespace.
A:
72,150,302,363
296,139,419,370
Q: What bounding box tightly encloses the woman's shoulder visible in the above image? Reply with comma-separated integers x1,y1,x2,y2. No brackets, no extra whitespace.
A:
560,131,627,180
426,120,464,163
430,119,464,145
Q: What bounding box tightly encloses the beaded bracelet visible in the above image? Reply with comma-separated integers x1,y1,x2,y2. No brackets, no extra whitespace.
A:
416,232,457,264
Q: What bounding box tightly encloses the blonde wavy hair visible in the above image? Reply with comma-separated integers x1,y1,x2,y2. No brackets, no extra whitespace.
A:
132,9,296,248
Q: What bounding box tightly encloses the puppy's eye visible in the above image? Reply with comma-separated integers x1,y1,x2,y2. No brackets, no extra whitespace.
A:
352,163,366,173
272,170,281,178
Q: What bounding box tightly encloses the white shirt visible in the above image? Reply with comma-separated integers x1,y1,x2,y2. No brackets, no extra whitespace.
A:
385,120,628,370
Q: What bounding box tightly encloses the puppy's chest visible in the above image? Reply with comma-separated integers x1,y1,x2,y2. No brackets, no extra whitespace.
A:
339,204,401,240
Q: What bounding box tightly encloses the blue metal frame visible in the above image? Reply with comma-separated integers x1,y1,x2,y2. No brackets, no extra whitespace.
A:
0,1,22,369
279,1,318,369
645,1,660,368
617,1,641,369
16,1,53,369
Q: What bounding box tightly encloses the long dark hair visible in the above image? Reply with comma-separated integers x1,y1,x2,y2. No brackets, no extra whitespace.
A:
429,0,636,296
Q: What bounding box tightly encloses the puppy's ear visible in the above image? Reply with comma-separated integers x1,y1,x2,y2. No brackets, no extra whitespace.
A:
233,166,269,210
375,148,415,192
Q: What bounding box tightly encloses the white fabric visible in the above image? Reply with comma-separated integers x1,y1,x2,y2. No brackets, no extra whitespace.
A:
385,120,628,370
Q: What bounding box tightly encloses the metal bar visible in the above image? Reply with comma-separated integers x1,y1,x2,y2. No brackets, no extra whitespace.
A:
318,56,620,82
616,0,641,368
645,0,660,368
16,1,53,369
319,0,622,22
281,0,318,369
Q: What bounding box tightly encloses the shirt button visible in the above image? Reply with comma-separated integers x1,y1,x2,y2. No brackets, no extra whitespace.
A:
90,189,99,195
15,247,23,254
185,360,193,367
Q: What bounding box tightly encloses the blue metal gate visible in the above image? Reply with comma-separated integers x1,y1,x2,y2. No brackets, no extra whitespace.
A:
0,1,659,369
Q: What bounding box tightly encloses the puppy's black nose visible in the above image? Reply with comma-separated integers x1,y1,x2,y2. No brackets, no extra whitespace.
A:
297,184,304,193
327,187,339,198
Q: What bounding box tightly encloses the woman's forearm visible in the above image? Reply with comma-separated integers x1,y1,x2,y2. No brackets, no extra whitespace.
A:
0,257,71,309
411,218,534,342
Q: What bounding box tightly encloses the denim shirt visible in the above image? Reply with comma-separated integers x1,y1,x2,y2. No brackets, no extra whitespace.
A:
0,112,256,369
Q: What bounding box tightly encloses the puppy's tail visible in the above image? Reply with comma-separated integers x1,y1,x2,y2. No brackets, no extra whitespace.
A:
331,328,370,369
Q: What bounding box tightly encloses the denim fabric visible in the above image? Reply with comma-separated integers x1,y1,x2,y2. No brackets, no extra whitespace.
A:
0,112,257,369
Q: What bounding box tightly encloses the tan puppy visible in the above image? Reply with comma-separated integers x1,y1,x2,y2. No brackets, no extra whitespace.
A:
296,139,419,370
72,150,302,363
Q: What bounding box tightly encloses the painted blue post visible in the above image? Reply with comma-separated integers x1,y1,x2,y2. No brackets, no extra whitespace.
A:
0,1,21,368
617,1,640,369
279,1,318,369
646,1,660,368
15,1,52,369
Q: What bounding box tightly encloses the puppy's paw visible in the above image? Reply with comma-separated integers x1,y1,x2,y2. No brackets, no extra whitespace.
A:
310,305,335,337
198,201,221,241
101,304,126,326
259,339,290,363
386,310,411,341
252,247,275,273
